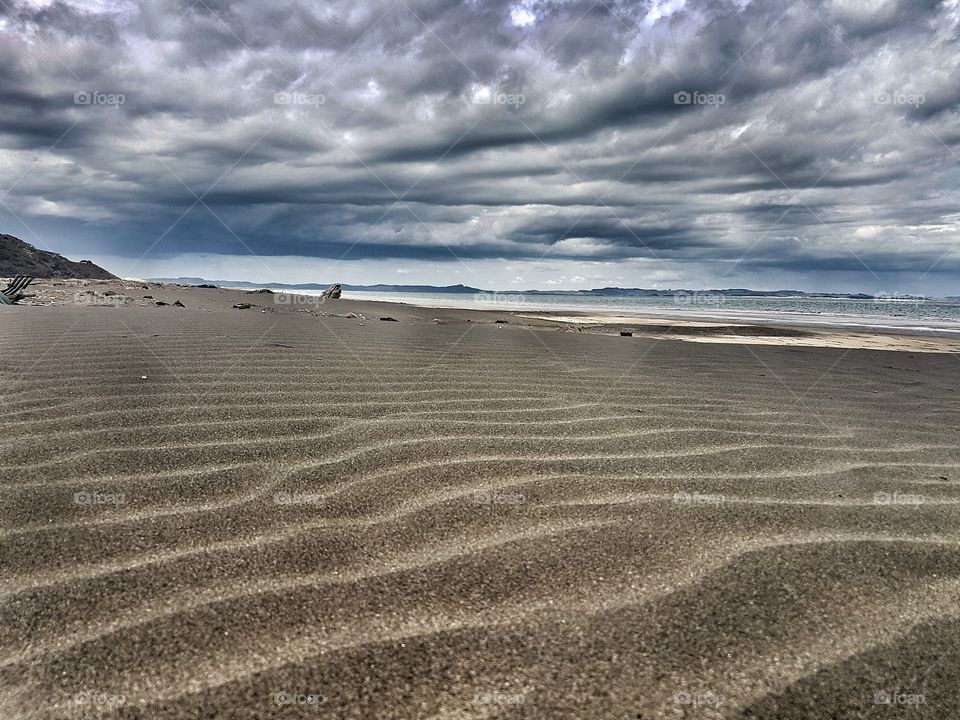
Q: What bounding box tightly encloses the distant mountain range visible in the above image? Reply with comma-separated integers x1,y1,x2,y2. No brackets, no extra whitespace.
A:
151,278,487,294
1,233,116,279
149,277,938,301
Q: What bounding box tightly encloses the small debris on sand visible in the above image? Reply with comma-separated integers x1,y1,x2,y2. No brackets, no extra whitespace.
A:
233,303,252,309
380,316,398,322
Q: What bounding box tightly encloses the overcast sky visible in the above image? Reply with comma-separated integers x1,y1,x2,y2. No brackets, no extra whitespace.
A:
1,0,957,292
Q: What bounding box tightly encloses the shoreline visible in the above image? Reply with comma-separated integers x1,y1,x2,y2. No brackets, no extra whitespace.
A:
9,278,960,353
265,286,960,342
332,289,960,335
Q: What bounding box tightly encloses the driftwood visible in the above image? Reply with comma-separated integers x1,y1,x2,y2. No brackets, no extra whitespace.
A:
0,275,33,304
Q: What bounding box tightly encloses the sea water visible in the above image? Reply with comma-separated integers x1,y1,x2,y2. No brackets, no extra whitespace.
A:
335,291,960,334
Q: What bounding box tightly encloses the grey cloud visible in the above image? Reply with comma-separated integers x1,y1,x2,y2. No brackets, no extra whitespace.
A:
0,0,957,292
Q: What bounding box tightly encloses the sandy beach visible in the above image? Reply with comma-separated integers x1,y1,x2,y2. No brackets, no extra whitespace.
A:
2,280,959,719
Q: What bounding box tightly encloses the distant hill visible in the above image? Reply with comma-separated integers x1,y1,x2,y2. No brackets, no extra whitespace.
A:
150,276,916,300
152,278,486,293
0,233,116,279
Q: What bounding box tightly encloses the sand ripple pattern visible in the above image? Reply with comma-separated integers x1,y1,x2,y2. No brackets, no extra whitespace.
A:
2,309,959,719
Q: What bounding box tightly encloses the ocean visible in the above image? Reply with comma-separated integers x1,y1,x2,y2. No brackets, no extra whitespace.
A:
337,291,960,334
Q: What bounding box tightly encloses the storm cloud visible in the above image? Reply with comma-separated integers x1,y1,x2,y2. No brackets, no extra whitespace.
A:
0,0,957,292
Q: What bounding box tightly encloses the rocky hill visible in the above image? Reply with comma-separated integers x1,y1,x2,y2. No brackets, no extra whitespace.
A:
0,233,116,279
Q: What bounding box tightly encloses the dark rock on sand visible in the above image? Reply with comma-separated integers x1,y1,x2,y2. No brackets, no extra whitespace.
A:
380,316,398,322
246,288,274,294
173,300,185,307
321,283,342,299
620,330,633,336
494,319,508,324
155,301,169,306
233,303,252,309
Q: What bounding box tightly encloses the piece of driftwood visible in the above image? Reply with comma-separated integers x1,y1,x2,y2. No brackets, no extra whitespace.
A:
0,275,33,304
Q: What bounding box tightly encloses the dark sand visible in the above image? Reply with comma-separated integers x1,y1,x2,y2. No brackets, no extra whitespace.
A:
2,280,959,718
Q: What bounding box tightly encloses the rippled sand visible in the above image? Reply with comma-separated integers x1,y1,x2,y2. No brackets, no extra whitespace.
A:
2,282,959,718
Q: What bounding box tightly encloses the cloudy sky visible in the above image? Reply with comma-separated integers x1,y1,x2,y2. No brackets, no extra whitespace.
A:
1,0,958,293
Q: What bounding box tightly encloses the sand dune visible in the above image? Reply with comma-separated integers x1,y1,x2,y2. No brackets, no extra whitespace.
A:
1,283,958,718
